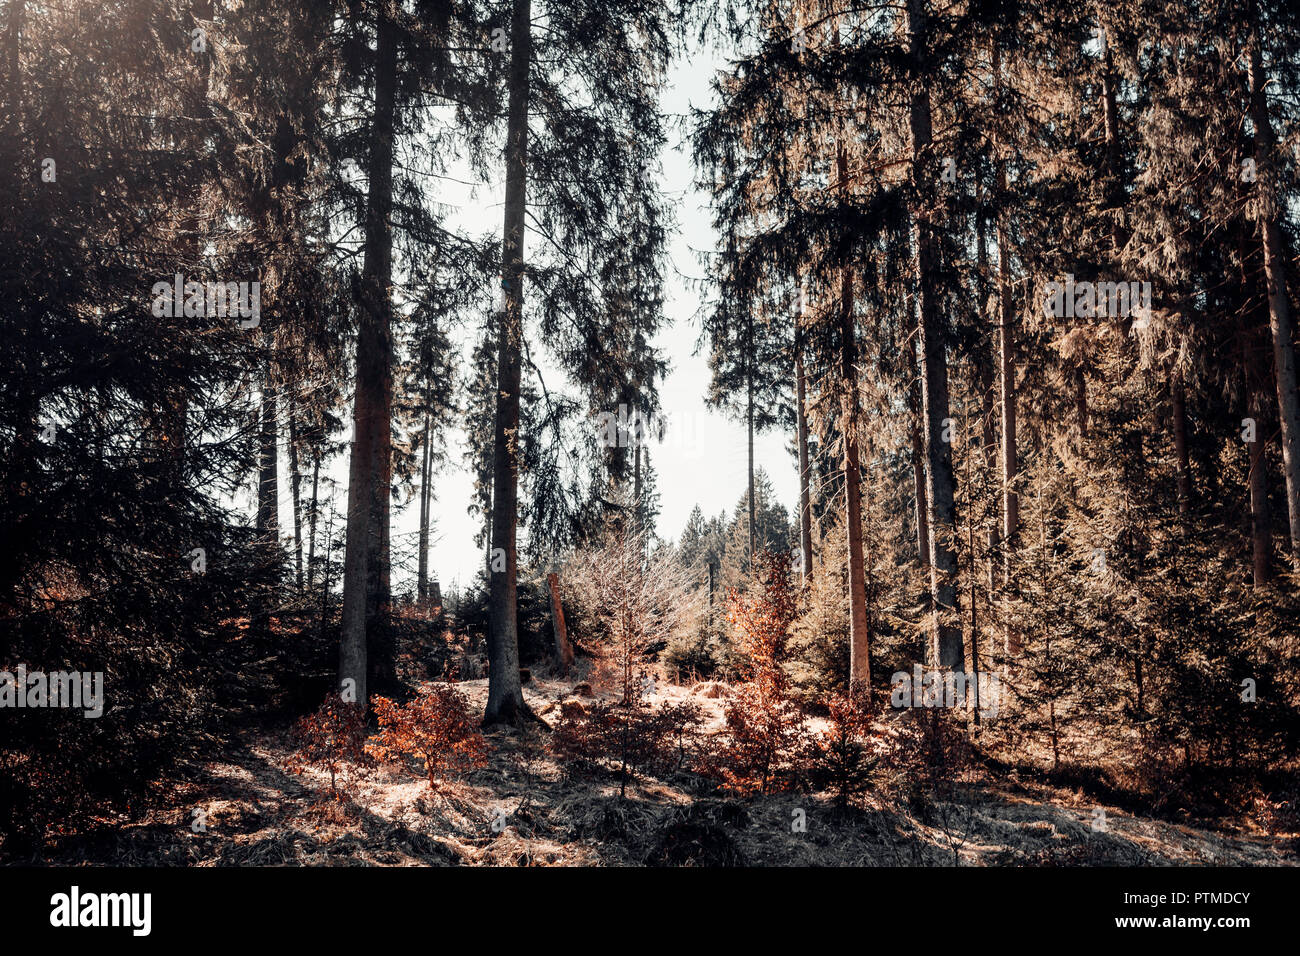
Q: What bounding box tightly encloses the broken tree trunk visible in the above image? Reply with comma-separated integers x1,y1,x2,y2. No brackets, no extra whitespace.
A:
546,572,574,675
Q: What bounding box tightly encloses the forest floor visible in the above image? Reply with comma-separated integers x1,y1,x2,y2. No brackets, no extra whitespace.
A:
34,675,1300,867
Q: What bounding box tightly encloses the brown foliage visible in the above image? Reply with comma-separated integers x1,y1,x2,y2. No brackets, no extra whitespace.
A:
366,686,489,791
706,551,809,795
807,686,883,806
286,697,372,800
551,691,706,789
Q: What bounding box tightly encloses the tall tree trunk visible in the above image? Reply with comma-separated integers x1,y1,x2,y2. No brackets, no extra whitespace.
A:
321,498,335,632
1074,369,1088,441
747,364,756,564
338,5,398,709
907,0,961,672
796,316,814,584
417,406,431,606
3,2,21,127
995,157,1019,580
162,0,213,470
997,286,1018,578
1249,397,1273,589
289,399,304,591
485,0,533,726
841,272,870,694
634,429,643,522
1248,16,1300,566
1247,342,1273,587
992,48,1021,671
256,390,277,523
1170,370,1192,517
1100,23,1125,254
307,449,320,590
836,143,871,694
965,404,983,728
909,374,930,569
976,208,1000,597
255,360,279,632
372,411,394,694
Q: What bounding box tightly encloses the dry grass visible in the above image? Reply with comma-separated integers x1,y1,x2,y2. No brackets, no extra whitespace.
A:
19,675,1298,867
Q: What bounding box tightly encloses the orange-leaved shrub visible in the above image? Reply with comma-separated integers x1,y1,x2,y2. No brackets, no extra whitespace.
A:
551,691,706,790
367,686,489,790
705,551,808,795
286,696,373,800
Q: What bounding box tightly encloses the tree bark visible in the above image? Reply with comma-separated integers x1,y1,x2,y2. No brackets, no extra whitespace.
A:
747,362,756,564
795,312,814,584
256,373,279,541
417,407,431,606
996,158,1019,582
339,4,398,710
1247,344,1273,587
485,0,533,726
833,121,871,694
840,263,870,693
161,0,213,470
546,572,574,675
289,399,304,591
1171,370,1192,517
976,208,1000,597
1247,16,1300,567
909,374,930,569
1250,399,1273,589
307,449,320,590
634,427,643,521
906,0,961,672
254,359,279,633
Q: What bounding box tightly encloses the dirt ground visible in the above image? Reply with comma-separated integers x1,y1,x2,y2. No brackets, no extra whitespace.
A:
31,676,1299,867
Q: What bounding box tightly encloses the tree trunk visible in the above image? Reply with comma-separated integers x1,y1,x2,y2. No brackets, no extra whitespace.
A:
546,572,574,675
417,407,431,606
255,360,279,632
1171,370,1192,517
1248,18,1300,566
160,0,213,470
321,498,335,631
909,375,930,569
991,46,1021,672
1074,368,1088,441
1100,24,1126,255
795,314,814,584
835,146,870,694
485,0,533,726
965,404,982,729
634,429,643,522
976,208,1000,597
747,363,756,564
338,4,398,710
289,399,304,591
907,0,961,672
1247,345,1273,587
996,166,1019,580
307,449,320,590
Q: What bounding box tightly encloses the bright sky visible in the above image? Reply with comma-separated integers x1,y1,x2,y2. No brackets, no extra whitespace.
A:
263,41,799,595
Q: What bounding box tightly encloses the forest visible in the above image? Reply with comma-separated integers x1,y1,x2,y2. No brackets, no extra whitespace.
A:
1,0,1299,870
